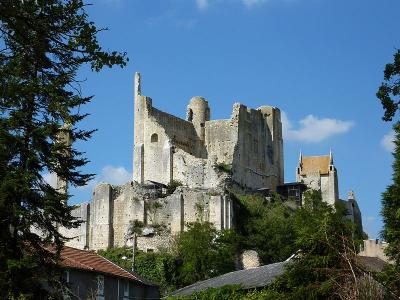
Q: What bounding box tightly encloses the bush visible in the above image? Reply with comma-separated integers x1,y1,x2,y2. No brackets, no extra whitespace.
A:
215,162,232,174
166,180,183,195
135,252,179,294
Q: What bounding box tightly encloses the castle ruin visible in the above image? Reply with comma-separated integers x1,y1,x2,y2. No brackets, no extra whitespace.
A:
61,73,362,252
133,72,284,190
62,73,285,252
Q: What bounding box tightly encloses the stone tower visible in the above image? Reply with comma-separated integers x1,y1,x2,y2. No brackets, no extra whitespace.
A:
55,123,73,195
186,97,210,157
296,151,339,205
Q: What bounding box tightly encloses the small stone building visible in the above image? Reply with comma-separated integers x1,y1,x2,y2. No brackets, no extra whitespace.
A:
294,152,363,233
296,152,338,205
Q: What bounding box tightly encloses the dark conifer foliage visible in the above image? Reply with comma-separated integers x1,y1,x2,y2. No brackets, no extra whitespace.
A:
377,48,400,296
377,49,400,121
0,0,127,297
380,122,400,293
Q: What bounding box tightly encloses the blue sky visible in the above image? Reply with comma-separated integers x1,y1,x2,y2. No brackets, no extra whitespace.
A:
48,0,400,239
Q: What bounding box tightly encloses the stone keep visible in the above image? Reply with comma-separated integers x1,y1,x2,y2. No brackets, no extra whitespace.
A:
64,72,286,251
133,72,284,191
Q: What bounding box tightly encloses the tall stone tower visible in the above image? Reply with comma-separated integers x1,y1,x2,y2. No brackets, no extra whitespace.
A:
133,72,146,184
55,123,72,195
186,96,210,157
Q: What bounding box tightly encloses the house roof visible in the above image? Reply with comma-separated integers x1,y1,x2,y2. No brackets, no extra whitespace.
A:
170,261,287,296
357,256,388,272
300,155,331,175
49,245,150,284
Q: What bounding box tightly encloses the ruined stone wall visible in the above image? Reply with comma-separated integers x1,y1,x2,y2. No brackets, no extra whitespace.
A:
65,184,233,252
205,119,237,165
59,202,90,249
231,104,283,190
172,149,206,188
148,107,198,155
112,184,145,248
89,183,113,250
133,73,283,191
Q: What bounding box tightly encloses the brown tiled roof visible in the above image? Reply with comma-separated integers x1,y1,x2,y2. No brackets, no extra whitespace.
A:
49,246,141,282
300,155,331,175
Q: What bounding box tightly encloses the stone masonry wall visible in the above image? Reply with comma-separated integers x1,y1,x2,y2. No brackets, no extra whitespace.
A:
65,183,233,252
133,73,284,191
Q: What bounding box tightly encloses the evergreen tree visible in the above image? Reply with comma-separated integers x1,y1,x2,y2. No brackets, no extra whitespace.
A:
377,48,400,295
0,0,127,298
380,122,400,293
376,49,400,121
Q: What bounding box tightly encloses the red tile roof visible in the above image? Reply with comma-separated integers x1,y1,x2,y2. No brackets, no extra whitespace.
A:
49,245,142,282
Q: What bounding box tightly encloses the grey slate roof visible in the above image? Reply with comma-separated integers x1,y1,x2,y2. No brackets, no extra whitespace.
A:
170,261,287,296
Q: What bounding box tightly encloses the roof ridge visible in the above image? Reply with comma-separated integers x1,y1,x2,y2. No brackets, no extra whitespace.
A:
99,254,142,283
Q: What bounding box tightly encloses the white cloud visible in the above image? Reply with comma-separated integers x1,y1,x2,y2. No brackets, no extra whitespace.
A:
78,165,132,191
242,0,267,7
100,165,132,185
194,0,269,10
366,216,375,222
43,172,57,188
282,112,354,143
196,0,209,9
381,130,395,153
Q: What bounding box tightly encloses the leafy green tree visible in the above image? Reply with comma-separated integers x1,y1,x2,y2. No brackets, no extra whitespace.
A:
134,251,179,294
268,190,365,299
175,222,238,287
232,192,297,264
377,49,400,121
98,247,133,271
0,0,127,298
98,247,178,295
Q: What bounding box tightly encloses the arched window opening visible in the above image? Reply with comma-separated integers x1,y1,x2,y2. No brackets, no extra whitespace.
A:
151,133,158,143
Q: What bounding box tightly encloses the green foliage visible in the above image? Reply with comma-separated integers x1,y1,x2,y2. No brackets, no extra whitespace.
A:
377,49,400,121
135,252,179,294
128,219,145,236
215,162,232,174
231,191,297,264
267,190,363,299
98,222,238,295
98,246,133,271
175,222,239,287
380,122,400,295
0,0,127,297
166,285,283,300
166,180,183,195
98,247,178,293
